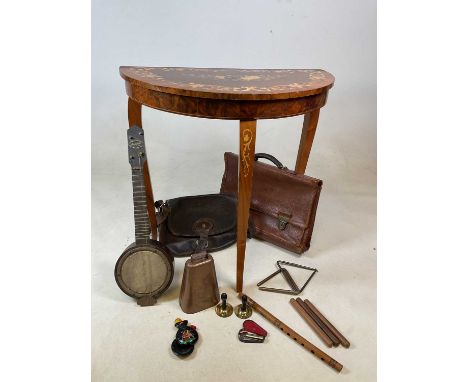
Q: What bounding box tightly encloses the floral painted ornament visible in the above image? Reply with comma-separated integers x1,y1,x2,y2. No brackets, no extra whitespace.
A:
171,318,199,357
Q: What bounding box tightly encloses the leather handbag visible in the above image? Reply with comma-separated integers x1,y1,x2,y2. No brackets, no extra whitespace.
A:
156,193,237,257
220,152,323,254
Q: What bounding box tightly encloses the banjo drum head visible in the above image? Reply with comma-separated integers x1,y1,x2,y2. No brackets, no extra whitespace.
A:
115,242,174,300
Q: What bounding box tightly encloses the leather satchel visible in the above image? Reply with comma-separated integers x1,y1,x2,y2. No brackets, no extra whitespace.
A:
220,152,323,254
156,194,237,257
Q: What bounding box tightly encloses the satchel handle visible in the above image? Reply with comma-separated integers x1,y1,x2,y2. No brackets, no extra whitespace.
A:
254,153,285,169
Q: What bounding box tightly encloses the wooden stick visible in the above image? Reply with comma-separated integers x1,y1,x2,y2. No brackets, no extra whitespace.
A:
296,298,340,347
304,299,351,348
290,299,333,347
238,293,343,372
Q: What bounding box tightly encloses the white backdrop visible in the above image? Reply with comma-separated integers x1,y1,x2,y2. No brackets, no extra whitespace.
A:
92,1,376,381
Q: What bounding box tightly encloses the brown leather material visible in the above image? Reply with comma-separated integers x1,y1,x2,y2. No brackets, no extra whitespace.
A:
167,194,235,236
157,194,237,257
220,152,322,254
179,251,220,314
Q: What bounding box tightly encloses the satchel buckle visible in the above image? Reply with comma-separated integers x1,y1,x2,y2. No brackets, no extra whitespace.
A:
277,213,291,230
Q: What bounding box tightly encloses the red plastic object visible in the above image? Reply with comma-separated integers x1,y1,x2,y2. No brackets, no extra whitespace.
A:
243,320,267,337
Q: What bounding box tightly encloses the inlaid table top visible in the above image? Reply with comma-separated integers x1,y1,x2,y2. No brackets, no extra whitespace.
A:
120,67,334,101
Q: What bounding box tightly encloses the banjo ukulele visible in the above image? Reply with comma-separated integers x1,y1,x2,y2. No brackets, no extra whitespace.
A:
114,126,174,306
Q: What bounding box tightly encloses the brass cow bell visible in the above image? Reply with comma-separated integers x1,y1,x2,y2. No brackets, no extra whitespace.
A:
179,251,220,314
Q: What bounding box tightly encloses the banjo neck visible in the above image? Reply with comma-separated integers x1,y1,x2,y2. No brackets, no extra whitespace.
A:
132,167,150,245
128,126,151,245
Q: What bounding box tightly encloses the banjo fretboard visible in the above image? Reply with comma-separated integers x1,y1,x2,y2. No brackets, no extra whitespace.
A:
128,126,151,245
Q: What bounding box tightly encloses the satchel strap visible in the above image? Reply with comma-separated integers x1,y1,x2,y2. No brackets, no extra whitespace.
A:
254,153,285,169
155,200,170,225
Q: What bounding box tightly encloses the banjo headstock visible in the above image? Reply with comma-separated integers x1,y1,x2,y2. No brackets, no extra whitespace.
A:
127,126,147,169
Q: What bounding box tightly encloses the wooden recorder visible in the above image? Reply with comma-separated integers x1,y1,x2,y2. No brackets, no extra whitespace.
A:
238,293,343,372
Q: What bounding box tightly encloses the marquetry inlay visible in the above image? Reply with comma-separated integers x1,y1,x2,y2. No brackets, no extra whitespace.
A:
120,67,334,100
241,128,254,177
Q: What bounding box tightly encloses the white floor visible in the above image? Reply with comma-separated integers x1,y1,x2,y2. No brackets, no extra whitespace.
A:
92,110,376,382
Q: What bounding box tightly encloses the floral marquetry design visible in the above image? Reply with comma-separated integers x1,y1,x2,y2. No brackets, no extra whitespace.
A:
241,128,254,177
120,66,334,101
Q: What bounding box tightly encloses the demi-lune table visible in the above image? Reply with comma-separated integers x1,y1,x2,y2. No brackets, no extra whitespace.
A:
119,66,334,292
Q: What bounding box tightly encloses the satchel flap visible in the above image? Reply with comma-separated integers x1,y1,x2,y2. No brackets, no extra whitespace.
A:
221,152,322,229
167,194,236,237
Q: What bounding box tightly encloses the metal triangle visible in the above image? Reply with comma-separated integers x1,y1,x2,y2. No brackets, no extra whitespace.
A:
256,260,318,295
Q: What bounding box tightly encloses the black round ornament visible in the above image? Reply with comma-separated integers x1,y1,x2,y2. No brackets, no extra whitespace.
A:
171,340,194,357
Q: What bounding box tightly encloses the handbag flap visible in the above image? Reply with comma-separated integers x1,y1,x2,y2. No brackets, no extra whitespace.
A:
221,152,322,229
166,194,236,237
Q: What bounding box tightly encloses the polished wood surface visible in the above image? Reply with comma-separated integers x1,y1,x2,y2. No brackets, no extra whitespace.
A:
120,67,334,101
295,110,321,174
236,120,257,292
304,299,351,348
128,98,158,239
126,82,328,120
290,298,333,347
121,66,333,120
128,96,142,126
296,298,340,347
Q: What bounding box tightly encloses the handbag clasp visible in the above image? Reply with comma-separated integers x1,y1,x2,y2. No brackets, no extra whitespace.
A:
277,213,291,230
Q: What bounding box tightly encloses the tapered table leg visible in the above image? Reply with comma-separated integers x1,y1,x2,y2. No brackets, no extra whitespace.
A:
128,97,158,240
236,120,257,292
295,109,321,174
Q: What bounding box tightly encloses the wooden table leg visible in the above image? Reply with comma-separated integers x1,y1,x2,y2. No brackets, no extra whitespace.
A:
295,109,321,174
236,120,257,292
128,97,158,240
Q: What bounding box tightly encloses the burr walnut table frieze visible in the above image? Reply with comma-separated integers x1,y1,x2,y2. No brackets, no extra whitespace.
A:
119,66,334,292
